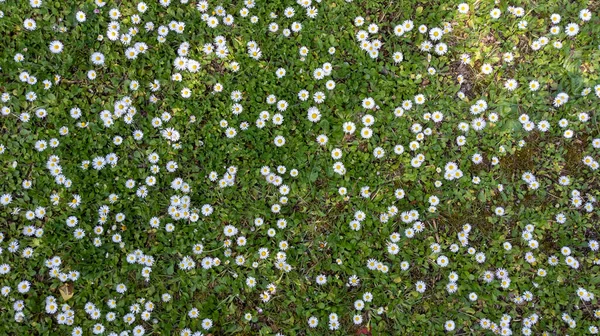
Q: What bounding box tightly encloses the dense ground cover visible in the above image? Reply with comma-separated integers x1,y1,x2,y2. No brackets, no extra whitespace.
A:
1,0,600,334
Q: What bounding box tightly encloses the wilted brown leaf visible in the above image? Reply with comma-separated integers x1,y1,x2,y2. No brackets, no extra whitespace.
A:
59,283,74,301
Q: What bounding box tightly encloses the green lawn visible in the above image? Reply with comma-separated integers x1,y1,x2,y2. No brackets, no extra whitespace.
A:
0,0,599,335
